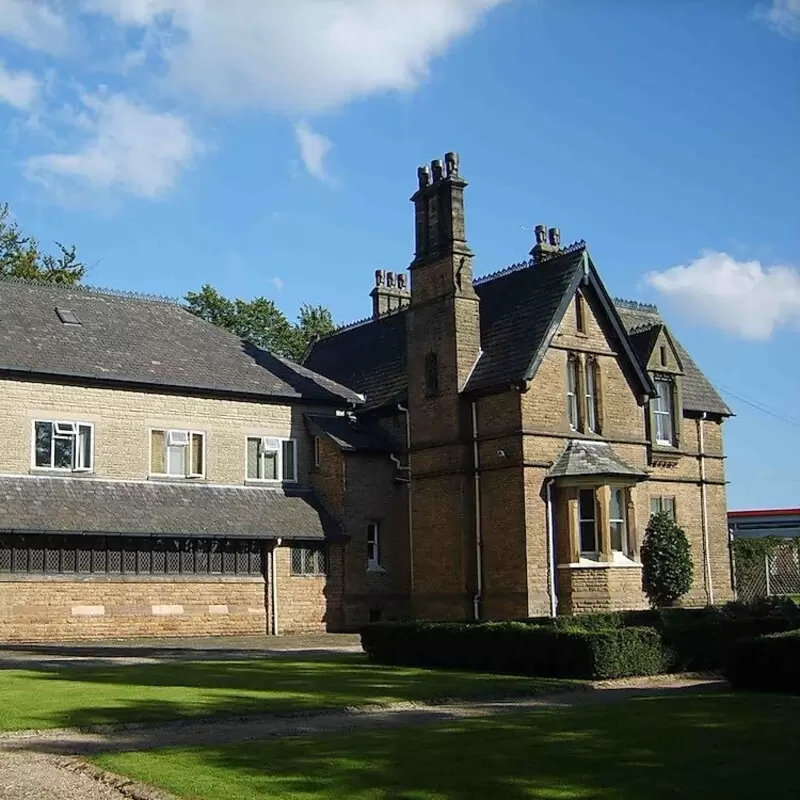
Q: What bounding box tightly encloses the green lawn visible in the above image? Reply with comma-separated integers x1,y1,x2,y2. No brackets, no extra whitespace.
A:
0,655,570,731
93,693,799,800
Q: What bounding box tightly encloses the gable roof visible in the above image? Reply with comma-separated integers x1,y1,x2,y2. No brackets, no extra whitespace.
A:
615,302,731,416
0,279,360,405
306,246,654,408
0,476,342,540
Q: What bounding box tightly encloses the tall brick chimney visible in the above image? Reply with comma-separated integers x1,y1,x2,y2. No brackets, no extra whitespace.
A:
370,269,411,319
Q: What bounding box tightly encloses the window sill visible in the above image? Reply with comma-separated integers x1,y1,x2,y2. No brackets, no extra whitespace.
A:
558,558,642,570
29,468,94,477
367,564,386,574
148,475,207,483
289,573,328,579
245,480,299,487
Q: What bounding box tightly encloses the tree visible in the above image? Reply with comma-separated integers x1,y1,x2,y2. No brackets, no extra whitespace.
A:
184,285,335,363
0,203,85,285
641,512,694,607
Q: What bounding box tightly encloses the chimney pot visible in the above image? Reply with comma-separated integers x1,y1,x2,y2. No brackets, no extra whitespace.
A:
375,269,385,286
397,273,407,291
445,152,459,177
534,224,548,245
417,165,431,190
548,227,561,247
386,271,395,287
431,159,444,182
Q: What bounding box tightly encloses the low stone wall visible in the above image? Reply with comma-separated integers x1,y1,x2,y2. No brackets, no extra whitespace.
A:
0,577,268,641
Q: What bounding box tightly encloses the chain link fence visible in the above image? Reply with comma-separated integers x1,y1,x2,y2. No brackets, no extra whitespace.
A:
735,541,800,602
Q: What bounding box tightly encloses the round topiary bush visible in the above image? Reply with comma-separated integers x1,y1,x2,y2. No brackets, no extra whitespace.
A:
641,512,693,607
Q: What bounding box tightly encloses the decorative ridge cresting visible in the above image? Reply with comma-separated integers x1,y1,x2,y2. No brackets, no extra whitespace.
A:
536,239,587,263
474,239,587,286
0,274,179,304
614,298,660,313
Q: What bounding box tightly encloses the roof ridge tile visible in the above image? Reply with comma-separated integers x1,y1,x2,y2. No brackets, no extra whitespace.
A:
0,274,179,305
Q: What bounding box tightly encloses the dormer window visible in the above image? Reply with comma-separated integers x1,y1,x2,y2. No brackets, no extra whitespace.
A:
653,379,675,446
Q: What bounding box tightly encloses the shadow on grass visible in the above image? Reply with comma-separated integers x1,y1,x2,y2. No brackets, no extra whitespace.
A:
93,693,800,800
0,657,580,732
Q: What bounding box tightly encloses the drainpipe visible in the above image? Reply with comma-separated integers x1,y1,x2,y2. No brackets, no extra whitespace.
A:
545,478,557,618
271,537,283,635
396,404,414,603
471,401,483,621
697,415,714,605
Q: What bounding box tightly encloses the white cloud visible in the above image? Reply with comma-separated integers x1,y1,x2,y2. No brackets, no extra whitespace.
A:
294,121,334,185
0,61,39,109
79,0,508,113
270,277,285,292
756,0,800,36
646,251,800,340
25,94,199,198
0,0,69,52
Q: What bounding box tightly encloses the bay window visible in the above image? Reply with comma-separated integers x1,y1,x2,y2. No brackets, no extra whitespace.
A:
609,488,628,553
578,489,598,554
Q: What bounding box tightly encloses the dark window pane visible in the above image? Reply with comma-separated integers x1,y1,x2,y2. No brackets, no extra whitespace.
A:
222,541,236,574
35,422,53,467
151,542,166,574
579,490,596,521
236,542,249,574
580,521,597,553
315,547,327,575
92,545,107,573
195,540,209,573
0,539,11,572
282,441,296,481
250,543,262,574
180,540,194,574
45,545,60,573
209,539,222,573
13,541,28,572
291,547,304,575
166,542,180,573
53,436,73,469
77,544,92,573
29,543,45,572
107,546,122,573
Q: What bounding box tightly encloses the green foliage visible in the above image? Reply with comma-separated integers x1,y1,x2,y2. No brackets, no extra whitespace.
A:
184,284,335,362
361,621,665,679
0,203,85,285
727,630,800,694
731,535,800,594
641,511,694,607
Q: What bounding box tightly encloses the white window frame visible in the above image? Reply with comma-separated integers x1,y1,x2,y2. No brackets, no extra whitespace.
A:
367,521,381,570
245,436,298,484
654,378,675,446
32,420,94,473
650,496,676,521
585,358,598,434
609,487,628,555
150,428,206,479
578,488,598,556
566,356,579,431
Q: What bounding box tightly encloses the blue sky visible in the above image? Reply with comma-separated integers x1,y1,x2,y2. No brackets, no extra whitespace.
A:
0,0,798,510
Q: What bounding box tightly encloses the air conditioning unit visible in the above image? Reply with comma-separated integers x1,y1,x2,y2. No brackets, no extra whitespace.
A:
54,422,77,435
168,430,190,446
261,437,281,452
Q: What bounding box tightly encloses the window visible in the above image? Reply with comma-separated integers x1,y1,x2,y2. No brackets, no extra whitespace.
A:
290,544,327,576
425,351,439,396
566,356,580,430
659,345,668,367
246,437,297,482
55,308,81,326
151,429,204,477
575,293,587,334
653,379,675,446
34,421,93,472
585,358,599,434
313,436,321,468
650,496,676,521
578,489,598,554
367,522,381,569
610,488,628,553
0,534,262,576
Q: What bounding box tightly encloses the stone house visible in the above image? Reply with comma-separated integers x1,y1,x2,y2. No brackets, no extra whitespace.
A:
305,152,734,624
0,282,361,640
0,151,734,640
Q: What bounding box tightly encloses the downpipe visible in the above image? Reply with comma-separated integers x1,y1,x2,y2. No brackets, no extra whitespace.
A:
471,401,483,621
698,414,714,605
546,478,557,618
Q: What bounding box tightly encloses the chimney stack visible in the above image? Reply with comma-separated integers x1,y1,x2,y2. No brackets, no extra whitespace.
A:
370,268,411,319
530,222,564,263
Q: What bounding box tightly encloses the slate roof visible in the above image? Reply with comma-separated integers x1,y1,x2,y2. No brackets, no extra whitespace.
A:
615,303,731,416
548,440,648,479
0,477,342,540
307,246,652,408
0,279,361,405
305,415,391,453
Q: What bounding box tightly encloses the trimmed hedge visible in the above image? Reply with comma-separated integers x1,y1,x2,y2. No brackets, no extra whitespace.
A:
726,630,800,694
361,621,664,679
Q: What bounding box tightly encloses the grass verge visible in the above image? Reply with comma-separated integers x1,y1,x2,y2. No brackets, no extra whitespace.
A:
92,693,800,800
0,654,571,732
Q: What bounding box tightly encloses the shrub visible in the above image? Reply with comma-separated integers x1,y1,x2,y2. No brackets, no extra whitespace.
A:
726,630,800,694
360,622,665,679
641,512,693,607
